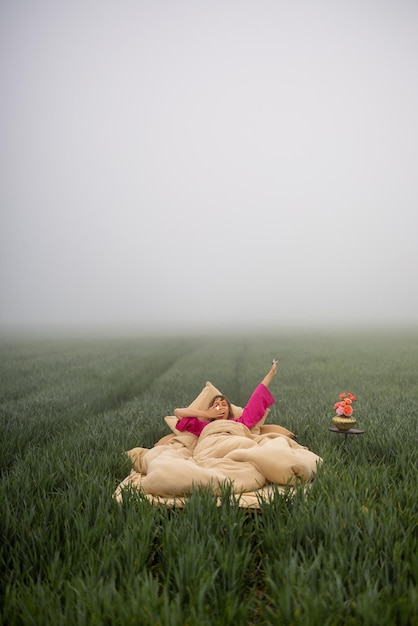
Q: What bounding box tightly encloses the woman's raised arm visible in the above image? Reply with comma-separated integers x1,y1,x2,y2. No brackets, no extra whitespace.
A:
174,406,226,420
261,359,278,389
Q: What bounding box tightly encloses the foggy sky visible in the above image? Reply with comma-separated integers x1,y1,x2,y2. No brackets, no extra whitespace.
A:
1,0,417,334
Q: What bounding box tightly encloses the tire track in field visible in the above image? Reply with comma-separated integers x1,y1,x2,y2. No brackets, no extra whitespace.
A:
0,337,208,469
102,337,206,411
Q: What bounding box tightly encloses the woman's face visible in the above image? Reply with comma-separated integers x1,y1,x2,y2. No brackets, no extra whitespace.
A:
212,397,230,420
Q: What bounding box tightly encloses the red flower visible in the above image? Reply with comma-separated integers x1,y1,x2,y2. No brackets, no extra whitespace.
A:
333,391,357,418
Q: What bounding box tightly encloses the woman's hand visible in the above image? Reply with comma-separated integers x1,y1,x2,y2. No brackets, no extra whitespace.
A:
206,406,227,420
261,359,278,388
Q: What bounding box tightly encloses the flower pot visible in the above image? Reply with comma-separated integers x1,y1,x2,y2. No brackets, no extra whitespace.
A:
332,416,357,432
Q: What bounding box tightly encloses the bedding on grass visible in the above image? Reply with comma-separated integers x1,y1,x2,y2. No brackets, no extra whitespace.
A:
114,383,322,508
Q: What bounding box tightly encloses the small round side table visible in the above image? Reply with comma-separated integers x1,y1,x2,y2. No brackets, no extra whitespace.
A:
329,426,365,445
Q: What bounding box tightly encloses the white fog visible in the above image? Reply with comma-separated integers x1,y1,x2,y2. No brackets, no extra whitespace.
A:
1,0,417,335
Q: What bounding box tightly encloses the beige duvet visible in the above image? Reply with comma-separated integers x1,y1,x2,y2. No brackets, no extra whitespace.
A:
114,421,322,508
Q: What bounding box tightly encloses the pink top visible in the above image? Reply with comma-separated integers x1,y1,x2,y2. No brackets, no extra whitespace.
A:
176,383,274,437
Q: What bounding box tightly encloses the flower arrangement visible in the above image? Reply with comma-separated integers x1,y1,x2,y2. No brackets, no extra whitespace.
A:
334,391,357,418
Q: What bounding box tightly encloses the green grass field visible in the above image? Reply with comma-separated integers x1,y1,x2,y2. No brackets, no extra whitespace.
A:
1,330,417,625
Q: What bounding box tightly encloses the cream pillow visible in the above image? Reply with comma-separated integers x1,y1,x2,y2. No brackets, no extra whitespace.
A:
250,409,268,435
188,381,243,419
164,416,183,437
165,381,268,435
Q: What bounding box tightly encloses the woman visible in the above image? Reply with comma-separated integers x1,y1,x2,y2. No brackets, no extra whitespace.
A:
174,359,278,437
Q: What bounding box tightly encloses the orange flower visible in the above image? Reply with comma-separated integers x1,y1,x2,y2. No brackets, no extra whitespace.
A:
333,391,357,418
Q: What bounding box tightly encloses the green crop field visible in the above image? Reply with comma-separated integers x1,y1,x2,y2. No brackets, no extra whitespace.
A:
1,330,417,625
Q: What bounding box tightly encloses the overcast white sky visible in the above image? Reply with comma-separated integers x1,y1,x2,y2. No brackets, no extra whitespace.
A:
1,0,417,334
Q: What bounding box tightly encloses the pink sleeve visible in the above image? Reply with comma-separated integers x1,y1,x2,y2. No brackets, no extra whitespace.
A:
175,417,209,436
234,384,275,430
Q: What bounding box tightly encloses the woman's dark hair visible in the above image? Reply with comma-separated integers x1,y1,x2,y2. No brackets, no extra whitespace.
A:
208,395,233,419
